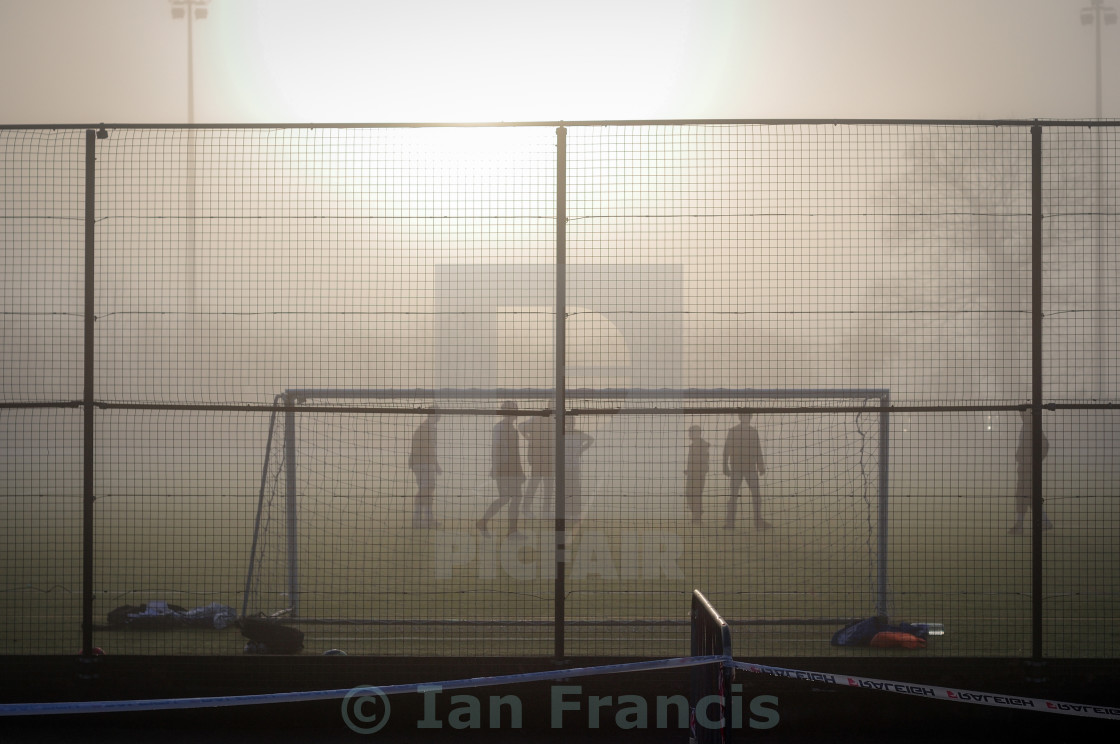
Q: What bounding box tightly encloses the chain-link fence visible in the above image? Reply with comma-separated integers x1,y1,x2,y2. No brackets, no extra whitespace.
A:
1,122,1117,659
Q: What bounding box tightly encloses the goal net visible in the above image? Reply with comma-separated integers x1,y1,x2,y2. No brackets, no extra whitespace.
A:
242,388,889,656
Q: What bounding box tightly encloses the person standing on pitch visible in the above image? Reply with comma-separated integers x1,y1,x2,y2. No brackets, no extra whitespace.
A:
478,401,525,537
518,414,554,518
409,409,441,529
563,421,595,531
1008,408,1054,535
684,425,710,524
722,412,772,530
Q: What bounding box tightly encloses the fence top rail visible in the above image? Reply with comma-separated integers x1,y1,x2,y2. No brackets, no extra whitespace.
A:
283,387,891,401
2,119,1120,131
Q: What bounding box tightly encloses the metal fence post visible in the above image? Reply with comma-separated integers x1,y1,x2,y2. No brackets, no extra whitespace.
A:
554,125,567,659
1030,124,1044,661
81,128,98,657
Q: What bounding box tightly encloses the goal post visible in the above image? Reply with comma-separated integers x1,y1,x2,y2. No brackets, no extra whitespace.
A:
242,387,890,647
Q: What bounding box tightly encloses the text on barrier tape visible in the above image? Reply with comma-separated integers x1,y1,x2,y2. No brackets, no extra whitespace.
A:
730,660,1120,722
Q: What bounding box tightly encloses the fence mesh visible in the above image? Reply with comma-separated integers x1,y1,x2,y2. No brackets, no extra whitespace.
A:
1,122,1117,659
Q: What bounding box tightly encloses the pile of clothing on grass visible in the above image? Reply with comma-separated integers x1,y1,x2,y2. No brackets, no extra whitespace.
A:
831,617,934,649
104,600,237,631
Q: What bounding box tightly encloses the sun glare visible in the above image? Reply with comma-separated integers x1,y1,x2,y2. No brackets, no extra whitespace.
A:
214,0,703,123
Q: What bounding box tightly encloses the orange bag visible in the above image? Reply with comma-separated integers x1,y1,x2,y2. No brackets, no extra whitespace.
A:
868,631,927,649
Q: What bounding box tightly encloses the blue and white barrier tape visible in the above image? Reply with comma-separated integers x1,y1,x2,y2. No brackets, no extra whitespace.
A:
0,654,725,717
731,660,1120,722
4,655,1115,722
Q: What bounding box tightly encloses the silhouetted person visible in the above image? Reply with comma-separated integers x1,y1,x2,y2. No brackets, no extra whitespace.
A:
478,401,525,537
409,410,441,529
518,415,555,518
1009,409,1054,535
722,413,771,530
684,425,710,524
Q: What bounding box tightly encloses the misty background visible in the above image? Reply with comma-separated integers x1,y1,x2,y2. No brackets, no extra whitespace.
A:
0,0,1117,123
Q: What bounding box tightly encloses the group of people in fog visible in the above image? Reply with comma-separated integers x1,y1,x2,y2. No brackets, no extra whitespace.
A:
409,405,1052,535
408,406,771,534
685,413,772,530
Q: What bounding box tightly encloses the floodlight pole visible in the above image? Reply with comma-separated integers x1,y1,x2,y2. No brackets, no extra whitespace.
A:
186,4,196,124
170,0,210,125
170,0,209,316
1082,0,1116,120
1082,1,1115,396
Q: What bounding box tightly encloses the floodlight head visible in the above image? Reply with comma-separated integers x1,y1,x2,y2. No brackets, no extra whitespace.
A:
171,6,185,18
196,8,207,19
1105,10,1117,24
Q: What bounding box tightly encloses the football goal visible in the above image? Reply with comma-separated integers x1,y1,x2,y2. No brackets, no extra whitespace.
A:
241,387,890,651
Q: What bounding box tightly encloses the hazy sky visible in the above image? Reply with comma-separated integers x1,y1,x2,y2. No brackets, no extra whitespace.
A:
0,0,1116,124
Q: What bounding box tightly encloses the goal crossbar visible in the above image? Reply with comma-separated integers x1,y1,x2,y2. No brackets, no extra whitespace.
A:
276,387,891,416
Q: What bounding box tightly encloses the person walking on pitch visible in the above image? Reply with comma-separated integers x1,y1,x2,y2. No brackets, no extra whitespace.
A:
518,415,554,518
684,425,710,524
409,409,442,529
478,401,526,537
